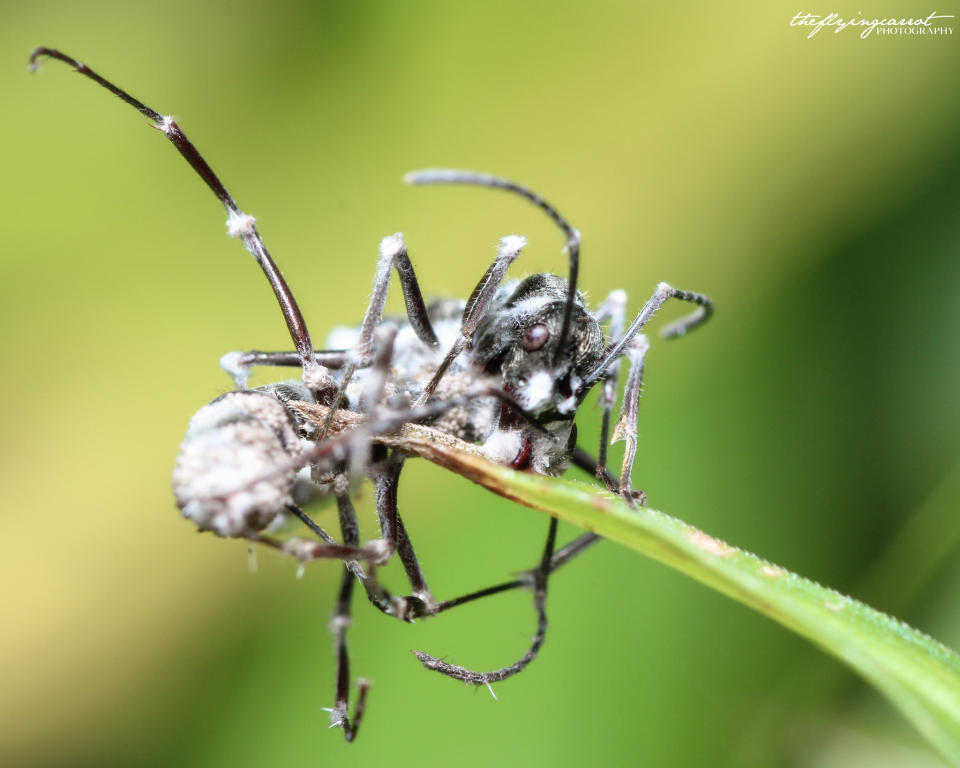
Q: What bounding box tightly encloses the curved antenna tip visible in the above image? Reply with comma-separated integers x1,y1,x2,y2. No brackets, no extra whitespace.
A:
404,168,481,187
28,47,47,72
28,47,82,75
403,169,450,186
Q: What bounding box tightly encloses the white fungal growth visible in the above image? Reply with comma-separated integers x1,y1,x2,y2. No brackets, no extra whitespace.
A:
172,392,302,537
226,210,257,238
379,231,406,259
159,115,175,134
326,325,361,350
499,234,527,259
219,350,251,389
531,423,573,476
519,371,553,411
510,294,555,322
556,374,582,415
630,334,650,355
367,538,394,564
323,705,346,728
302,364,336,394
483,429,524,465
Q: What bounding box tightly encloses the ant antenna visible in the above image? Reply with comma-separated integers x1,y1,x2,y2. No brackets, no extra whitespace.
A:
29,47,323,385
405,169,581,367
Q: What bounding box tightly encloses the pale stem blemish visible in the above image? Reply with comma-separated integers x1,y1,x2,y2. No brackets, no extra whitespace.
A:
685,528,735,557
760,564,786,579
590,495,613,511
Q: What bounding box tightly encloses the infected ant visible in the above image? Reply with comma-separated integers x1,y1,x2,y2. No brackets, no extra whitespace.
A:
30,47,713,742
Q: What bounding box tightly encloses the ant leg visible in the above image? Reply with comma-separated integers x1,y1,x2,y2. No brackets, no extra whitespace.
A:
253,499,391,567
289,438,614,631
416,445,615,617
29,48,334,398
592,290,629,490
232,351,351,369
347,507,602,623
352,526,599,621
584,282,713,387
370,453,435,614
433,526,601,615
414,446,630,681
249,529,390,564
286,503,338,544
342,381,540,625
360,234,438,351
320,234,438,438
305,457,432,623
611,336,650,499
331,492,416,620
218,233,428,397
219,331,392,393
238,385,559,609
414,516,558,685
571,444,619,491
291,381,536,476
325,494,369,742
261,324,397,502
414,235,526,405
405,170,581,368
241,385,536,574
220,350,354,389
338,323,399,486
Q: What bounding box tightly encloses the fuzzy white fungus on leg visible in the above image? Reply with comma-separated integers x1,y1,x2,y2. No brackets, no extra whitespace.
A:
220,350,251,389
226,210,257,238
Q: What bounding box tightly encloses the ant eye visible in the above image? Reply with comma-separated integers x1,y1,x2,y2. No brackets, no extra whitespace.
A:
521,323,550,352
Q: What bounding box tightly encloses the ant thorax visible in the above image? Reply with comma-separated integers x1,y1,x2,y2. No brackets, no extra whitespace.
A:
325,272,603,476
326,298,491,441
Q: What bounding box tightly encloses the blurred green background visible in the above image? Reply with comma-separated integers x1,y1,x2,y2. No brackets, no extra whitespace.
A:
3,1,960,765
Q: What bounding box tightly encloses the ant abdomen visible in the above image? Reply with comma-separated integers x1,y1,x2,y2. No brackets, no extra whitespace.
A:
172,388,310,538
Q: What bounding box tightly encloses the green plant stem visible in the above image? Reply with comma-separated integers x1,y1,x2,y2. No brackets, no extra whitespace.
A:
407,438,960,764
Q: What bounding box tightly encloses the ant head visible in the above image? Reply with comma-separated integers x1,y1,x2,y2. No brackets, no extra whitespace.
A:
473,274,604,417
